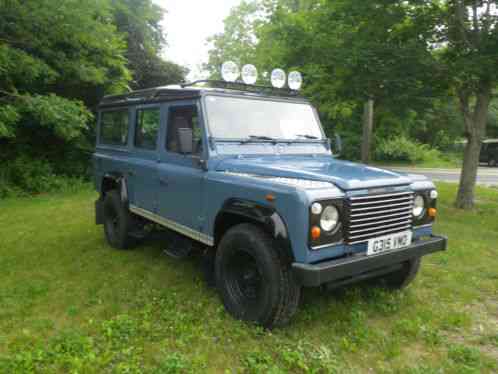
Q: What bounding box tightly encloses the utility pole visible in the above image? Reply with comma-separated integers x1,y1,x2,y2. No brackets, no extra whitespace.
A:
361,98,374,164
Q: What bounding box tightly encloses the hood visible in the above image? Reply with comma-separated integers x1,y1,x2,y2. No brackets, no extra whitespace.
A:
216,155,414,190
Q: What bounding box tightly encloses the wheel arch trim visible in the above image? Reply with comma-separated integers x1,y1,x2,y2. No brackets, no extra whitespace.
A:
214,198,294,261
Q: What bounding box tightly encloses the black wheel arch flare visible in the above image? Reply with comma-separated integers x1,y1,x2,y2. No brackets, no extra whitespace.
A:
214,198,294,262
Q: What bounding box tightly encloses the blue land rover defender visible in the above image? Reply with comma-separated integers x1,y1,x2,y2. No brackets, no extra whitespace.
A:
94,81,447,327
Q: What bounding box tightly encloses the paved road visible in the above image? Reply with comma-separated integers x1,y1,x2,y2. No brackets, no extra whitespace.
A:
387,166,498,186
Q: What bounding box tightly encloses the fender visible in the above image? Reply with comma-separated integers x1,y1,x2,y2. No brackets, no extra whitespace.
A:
215,198,294,262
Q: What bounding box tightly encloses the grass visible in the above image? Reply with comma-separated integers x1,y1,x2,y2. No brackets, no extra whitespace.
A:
0,183,497,373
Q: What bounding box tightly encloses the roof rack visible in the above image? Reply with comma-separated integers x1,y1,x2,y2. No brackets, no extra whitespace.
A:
181,80,301,97
99,86,201,108
98,79,302,108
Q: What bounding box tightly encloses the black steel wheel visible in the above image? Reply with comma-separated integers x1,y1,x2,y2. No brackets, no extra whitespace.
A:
103,190,136,249
215,223,300,328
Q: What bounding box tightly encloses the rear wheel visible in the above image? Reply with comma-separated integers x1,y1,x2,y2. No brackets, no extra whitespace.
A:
215,223,300,328
103,190,136,249
377,258,421,290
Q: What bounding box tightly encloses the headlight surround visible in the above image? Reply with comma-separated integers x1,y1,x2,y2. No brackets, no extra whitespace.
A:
320,205,339,232
413,194,426,218
309,199,343,249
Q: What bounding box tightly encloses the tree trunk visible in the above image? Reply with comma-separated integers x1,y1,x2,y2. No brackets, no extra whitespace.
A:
455,86,491,209
456,133,482,209
361,98,374,164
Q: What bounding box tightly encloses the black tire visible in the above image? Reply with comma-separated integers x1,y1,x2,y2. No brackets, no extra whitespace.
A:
488,158,496,167
378,258,421,290
103,190,136,249
215,223,301,328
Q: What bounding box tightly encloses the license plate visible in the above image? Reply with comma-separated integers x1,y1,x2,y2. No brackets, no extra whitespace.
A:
367,231,412,256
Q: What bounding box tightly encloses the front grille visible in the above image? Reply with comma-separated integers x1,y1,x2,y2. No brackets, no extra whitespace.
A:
345,191,414,244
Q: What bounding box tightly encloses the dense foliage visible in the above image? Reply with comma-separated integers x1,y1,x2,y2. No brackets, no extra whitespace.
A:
0,0,185,197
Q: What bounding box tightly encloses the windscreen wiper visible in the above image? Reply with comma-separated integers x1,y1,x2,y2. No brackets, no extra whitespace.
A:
241,135,279,144
295,134,319,139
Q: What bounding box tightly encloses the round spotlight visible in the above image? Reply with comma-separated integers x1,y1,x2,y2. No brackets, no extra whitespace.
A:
221,61,239,82
241,64,258,85
288,71,303,90
271,68,286,88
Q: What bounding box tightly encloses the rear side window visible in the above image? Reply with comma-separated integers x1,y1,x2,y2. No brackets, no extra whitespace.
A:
100,110,129,146
135,108,160,150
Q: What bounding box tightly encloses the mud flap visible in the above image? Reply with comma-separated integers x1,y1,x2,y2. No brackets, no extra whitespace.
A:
95,197,104,225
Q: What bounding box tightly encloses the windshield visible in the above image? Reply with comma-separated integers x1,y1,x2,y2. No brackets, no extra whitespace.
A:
205,96,324,141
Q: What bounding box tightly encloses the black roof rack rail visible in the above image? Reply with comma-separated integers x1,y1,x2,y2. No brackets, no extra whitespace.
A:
181,80,301,97
98,80,302,108
99,87,200,108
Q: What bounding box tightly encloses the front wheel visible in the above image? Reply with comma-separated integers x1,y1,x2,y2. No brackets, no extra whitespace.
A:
215,223,301,328
488,158,496,167
377,258,421,290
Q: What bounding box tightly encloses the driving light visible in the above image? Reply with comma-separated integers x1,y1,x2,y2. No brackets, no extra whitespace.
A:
241,64,258,85
288,71,303,90
271,68,286,88
311,202,323,215
430,190,438,199
221,61,239,82
320,205,339,232
413,195,425,218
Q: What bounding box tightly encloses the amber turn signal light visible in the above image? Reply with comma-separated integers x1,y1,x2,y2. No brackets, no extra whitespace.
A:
428,208,437,217
311,226,321,240
265,194,276,202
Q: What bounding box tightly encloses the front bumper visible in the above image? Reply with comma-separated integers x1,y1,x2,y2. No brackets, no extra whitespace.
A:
292,235,447,287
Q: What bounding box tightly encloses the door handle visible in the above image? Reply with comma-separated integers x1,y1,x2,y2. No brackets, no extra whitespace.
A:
159,177,168,186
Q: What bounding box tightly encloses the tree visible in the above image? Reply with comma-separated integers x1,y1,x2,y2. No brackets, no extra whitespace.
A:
0,0,131,194
438,0,498,208
205,1,262,79
111,0,187,89
253,1,443,155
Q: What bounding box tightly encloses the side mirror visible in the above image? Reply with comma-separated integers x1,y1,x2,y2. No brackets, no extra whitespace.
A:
178,128,193,154
334,134,343,156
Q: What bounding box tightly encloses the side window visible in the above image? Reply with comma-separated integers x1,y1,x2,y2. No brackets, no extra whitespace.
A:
100,110,129,146
166,105,202,155
135,108,160,150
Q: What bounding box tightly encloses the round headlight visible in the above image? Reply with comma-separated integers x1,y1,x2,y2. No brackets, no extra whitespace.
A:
413,195,425,218
311,202,323,215
320,206,339,232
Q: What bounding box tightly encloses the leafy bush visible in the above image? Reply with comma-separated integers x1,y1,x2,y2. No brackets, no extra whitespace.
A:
0,154,90,198
375,135,442,163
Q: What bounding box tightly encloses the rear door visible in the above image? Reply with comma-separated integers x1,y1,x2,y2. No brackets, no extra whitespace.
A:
126,105,162,212
156,100,208,241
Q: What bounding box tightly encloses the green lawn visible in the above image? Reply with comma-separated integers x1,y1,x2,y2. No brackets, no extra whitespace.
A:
0,184,497,373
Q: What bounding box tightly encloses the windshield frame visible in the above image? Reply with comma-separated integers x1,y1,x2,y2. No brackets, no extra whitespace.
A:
201,92,327,144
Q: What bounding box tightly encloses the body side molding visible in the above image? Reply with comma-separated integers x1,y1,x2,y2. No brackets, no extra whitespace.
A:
129,204,214,246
